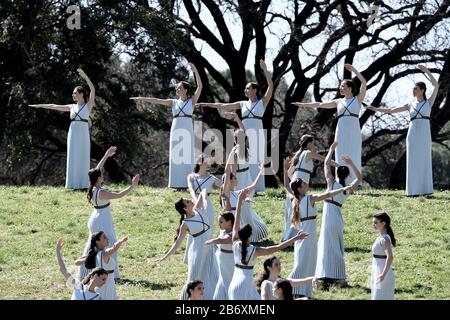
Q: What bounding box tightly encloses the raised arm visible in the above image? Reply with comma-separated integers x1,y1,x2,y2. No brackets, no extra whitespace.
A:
187,174,198,203
154,223,188,263
98,174,140,200
254,230,309,258
29,104,72,112
341,154,363,190
223,145,238,195
130,96,172,107
231,189,249,242
224,112,245,131
77,68,95,111
193,188,208,212
243,163,264,193
259,60,273,108
292,101,337,110
417,64,439,107
196,101,241,110
95,146,117,171
344,64,367,102
56,238,73,281
189,63,203,105
366,104,409,114
324,141,338,189
283,158,295,198
104,236,128,262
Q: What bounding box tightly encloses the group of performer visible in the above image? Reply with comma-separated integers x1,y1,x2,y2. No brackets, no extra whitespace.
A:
29,61,439,300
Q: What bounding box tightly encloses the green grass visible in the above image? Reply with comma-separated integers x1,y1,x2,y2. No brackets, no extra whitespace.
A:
0,186,448,300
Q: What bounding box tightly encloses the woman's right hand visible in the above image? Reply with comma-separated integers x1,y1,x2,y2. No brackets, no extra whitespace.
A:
56,238,64,252
295,230,309,241
106,146,117,158
131,174,140,186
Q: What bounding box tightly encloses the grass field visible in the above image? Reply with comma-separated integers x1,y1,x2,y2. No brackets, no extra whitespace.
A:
0,186,448,300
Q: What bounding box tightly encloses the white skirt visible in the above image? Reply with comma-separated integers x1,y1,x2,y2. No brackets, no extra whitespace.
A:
66,121,90,189
168,118,194,188
335,117,362,179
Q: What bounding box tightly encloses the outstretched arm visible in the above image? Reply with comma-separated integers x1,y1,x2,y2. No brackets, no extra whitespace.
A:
187,174,198,203
344,64,367,102
154,223,188,262
244,163,264,193
254,230,309,258
307,151,339,167
283,158,295,198
260,60,273,108
98,174,140,200
417,64,439,107
196,101,241,110
223,145,238,195
130,96,172,107
341,154,363,190
189,63,203,105
56,239,73,281
224,112,245,131
95,146,117,171
366,104,409,114
104,236,128,261
324,141,338,189
292,101,337,109
77,68,95,111
310,184,354,204
29,104,72,112
231,189,250,242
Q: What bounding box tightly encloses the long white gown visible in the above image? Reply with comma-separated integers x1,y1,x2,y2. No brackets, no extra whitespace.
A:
213,230,235,300
371,234,395,300
79,187,119,279
66,103,90,189
288,195,317,298
315,182,349,280
334,97,362,180
406,100,433,196
240,99,265,192
96,250,117,300
228,241,261,300
179,208,218,300
169,99,195,189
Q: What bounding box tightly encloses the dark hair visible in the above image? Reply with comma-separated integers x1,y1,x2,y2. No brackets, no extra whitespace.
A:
238,224,253,265
85,231,105,269
342,79,356,96
74,86,88,103
415,81,427,100
373,212,396,246
87,169,102,203
291,134,314,167
186,279,203,298
248,82,261,99
174,198,187,241
234,129,249,162
289,178,305,228
255,256,278,287
274,279,293,300
220,212,235,228
179,81,193,98
336,165,350,192
81,267,108,285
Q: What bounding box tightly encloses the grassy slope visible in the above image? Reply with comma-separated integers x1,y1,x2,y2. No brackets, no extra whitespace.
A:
0,186,448,300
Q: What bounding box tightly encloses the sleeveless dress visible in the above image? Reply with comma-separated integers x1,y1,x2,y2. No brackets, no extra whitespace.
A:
261,279,275,300
335,97,362,180
288,195,317,298
79,187,119,279
240,99,265,192
228,241,260,300
371,234,395,300
226,190,268,243
169,99,195,188
213,230,235,300
179,208,218,300
183,174,218,264
406,100,433,196
96,250,117,300
66,103,90,189
315,182,349,280
71,282,101,300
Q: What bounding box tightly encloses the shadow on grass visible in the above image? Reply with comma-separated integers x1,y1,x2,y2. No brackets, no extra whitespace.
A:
117,279,176,290
344,247,371,253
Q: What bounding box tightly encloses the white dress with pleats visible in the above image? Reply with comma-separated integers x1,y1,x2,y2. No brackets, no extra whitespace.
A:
371,234,395,300
213,230,235,300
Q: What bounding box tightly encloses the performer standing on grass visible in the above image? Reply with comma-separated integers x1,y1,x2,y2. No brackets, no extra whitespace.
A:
130,63,202,190
197,59,273,192
29,68,95,190
367,64,438,197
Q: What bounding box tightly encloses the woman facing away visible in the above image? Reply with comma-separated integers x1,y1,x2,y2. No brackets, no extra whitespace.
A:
130,63,202,190
371,212,396,300
228,188,309,300
56,238,107,300
79,146,140,280
292,64,366,181
197,59,274,192
29,68,95,189
366,64,439,196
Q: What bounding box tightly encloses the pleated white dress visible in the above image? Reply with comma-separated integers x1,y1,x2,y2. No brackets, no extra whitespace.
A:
288,195,317,298
184,174,219,264
315,182,349,280
240,99,265,192
281,195,298,241
66,103,90,189
334,97,362,179
79,188,119,279
228,241,261,300
180,208,218,300
228,190,268,243
371,234,395,300
213,230,235,300
169,99,195,189
236,159,253,196
96,250,117,300
406,100,433,196
71,282,101,300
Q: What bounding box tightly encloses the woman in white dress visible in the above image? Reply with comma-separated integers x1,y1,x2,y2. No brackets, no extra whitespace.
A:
222,150,268,242
228,189,309,300
130,63,202,190
315,141,362,288
366,64,438,196
56,238,107,300
186,280,204,300
29,69,95,189
292,64,366,179
155,189,218,300
79,146,140,280
285,157,357,298
371,212,396,300
205,211,235,300
74,231,128,300
197,60,274,192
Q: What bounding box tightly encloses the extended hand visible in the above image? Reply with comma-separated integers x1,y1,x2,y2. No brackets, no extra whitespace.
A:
132,174,140,186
